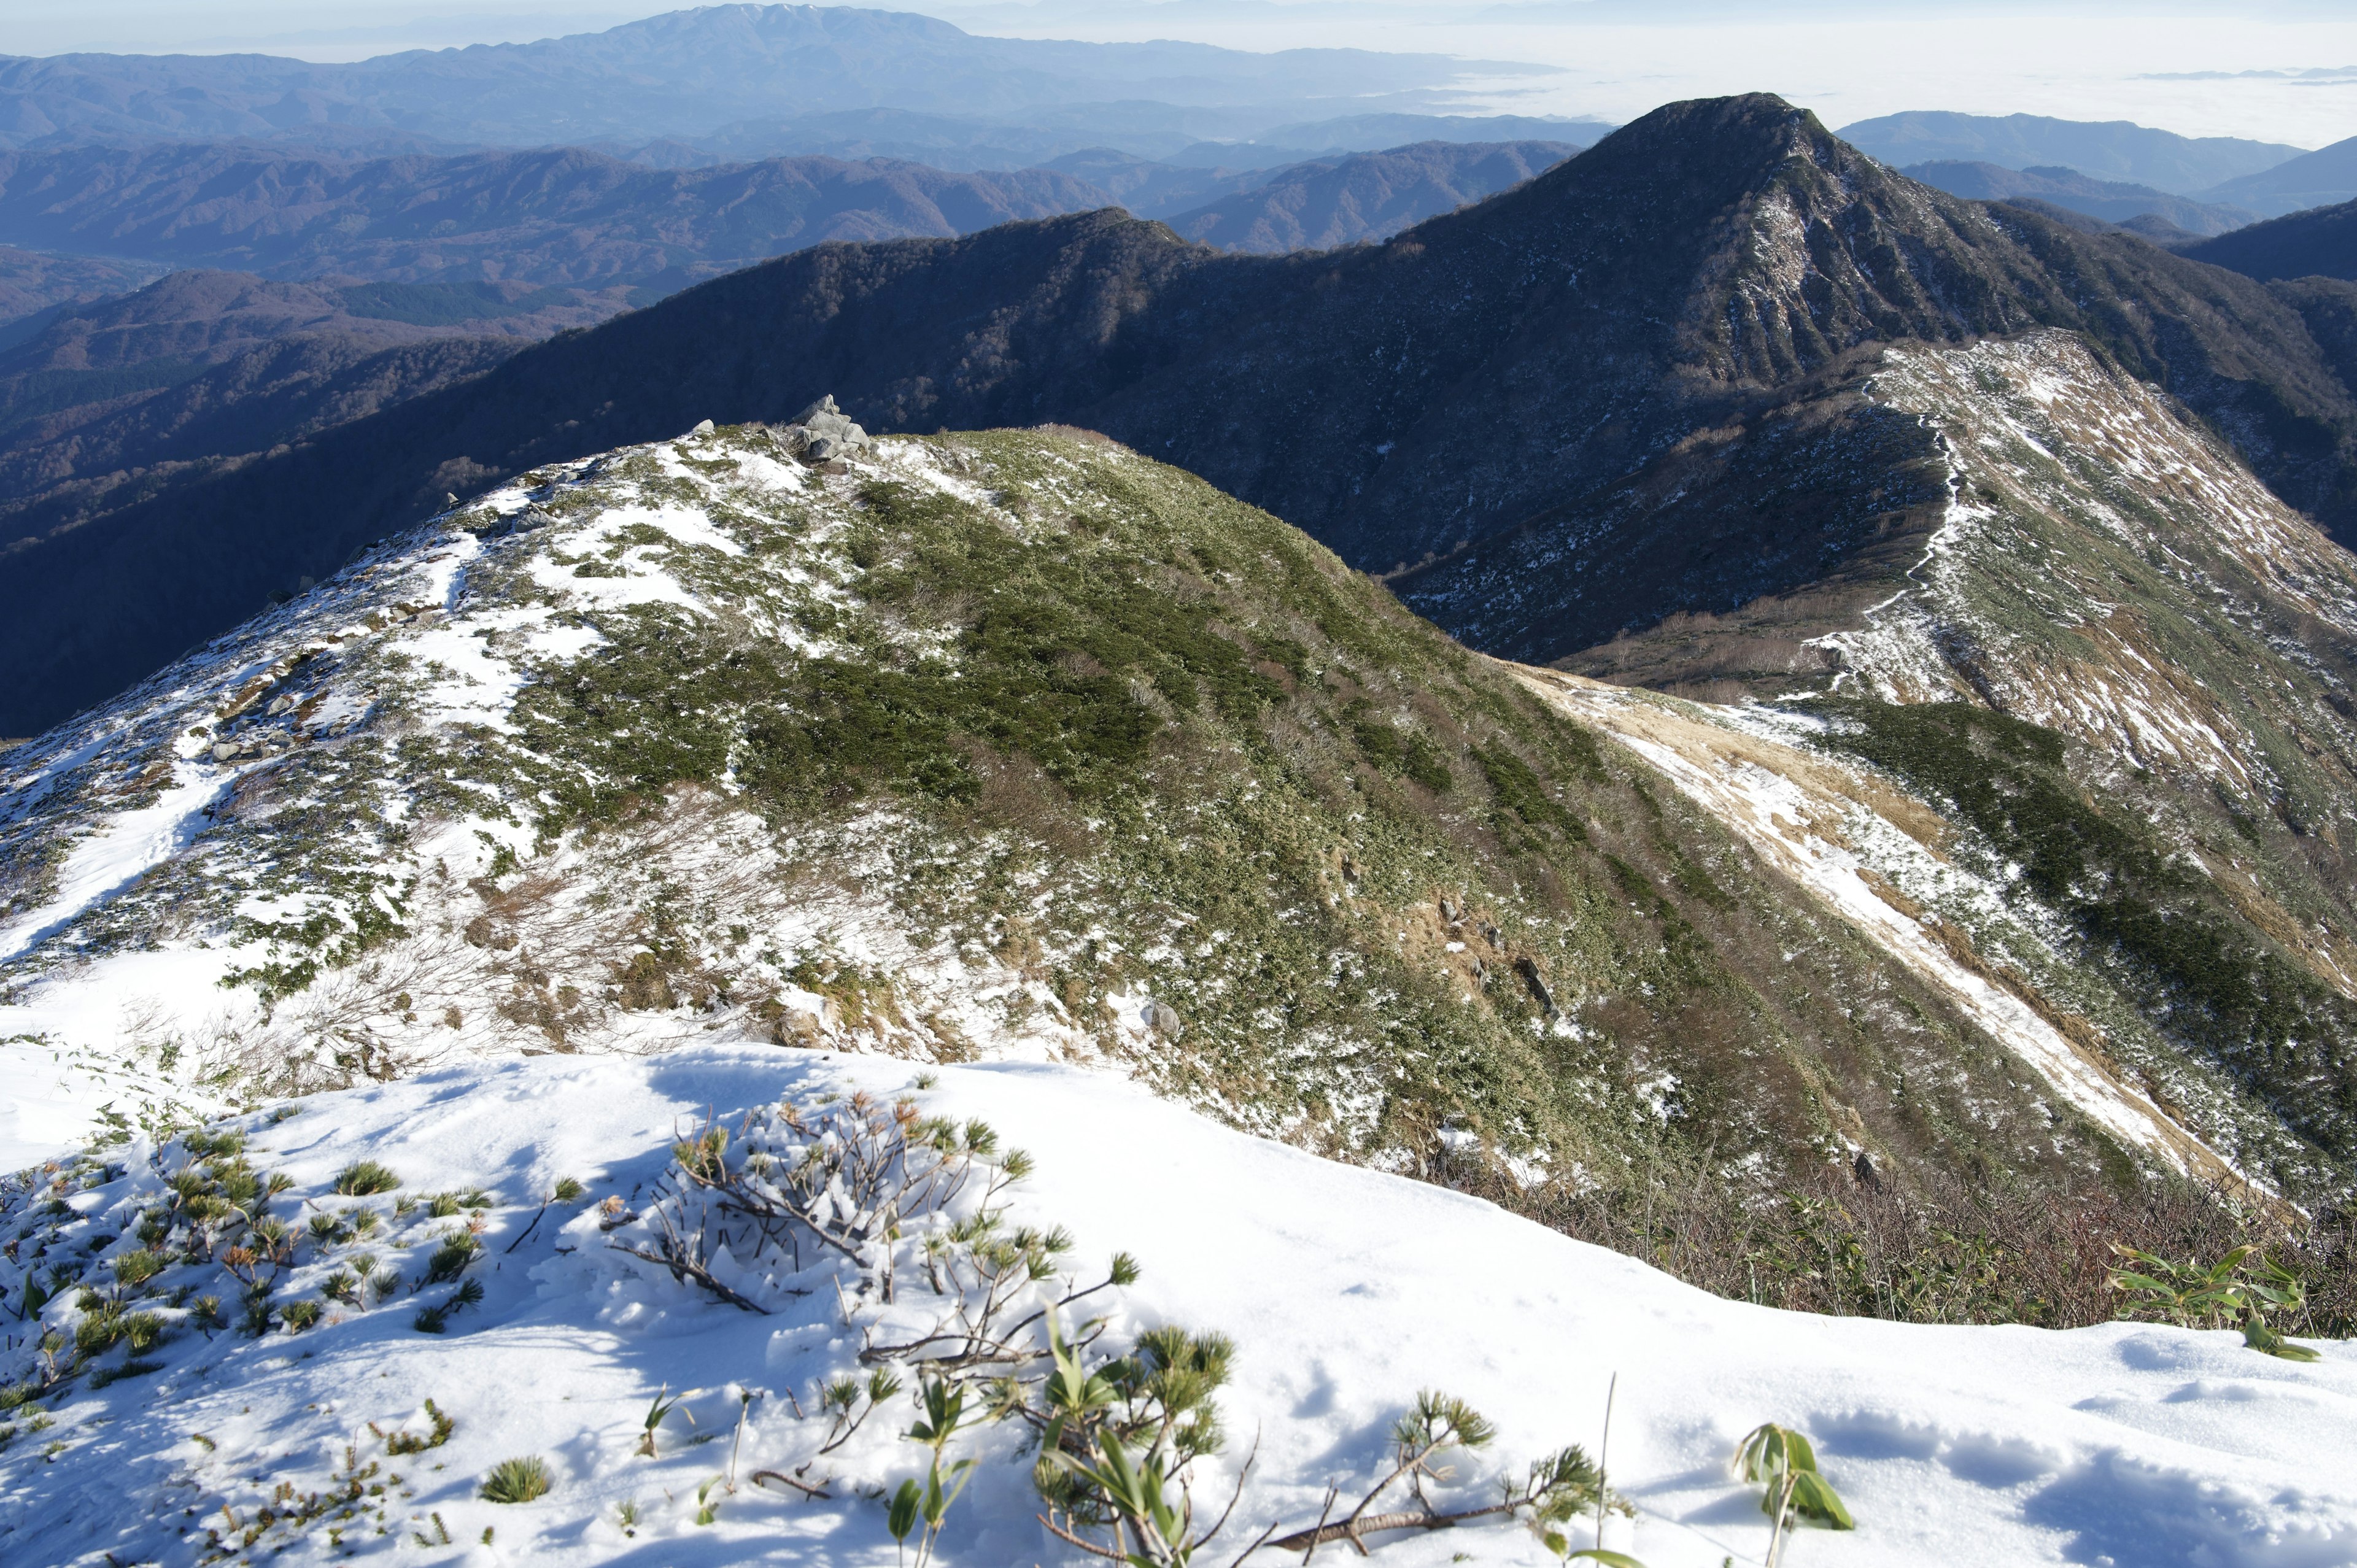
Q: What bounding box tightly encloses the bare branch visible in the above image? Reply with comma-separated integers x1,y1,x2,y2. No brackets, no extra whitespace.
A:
606,1242,771,1315
1038,1511,1131,1561
1267,1500,1517,1553
749,1469,832,1500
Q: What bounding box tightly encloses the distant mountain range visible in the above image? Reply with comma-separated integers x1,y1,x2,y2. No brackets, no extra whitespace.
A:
0,4,1543,153
1900,161,2258,238
1841,109,2356,220
0,247,169,325
660,106,1612,169
0,139,1578,299
0,144,1106,295
2200,136,2357,218
0,272,626,565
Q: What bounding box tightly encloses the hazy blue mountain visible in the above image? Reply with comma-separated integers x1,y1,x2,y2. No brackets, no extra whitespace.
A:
1841,110,2304,193
1903,161,2258,237
0,247,170,330
0,143,1112,292
2198,136,2357,219
1164,140,1576,249
0,4,1523,153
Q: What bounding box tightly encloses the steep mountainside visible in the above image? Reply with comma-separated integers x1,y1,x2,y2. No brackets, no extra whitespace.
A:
2184,198,2357,283
1163,140,1574,252
2199,134,2357,218
9,95,2357,737
0,272,608,563
1838,110,2304,193
0,5,1507,151
1541,330,2357,1187
1900,161,2256,237
4,421,2248,1209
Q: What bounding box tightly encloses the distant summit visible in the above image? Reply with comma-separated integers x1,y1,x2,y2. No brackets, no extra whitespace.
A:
0,4,1530,154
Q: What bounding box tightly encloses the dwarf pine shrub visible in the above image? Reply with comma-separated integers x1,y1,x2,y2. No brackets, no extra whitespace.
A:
331,1161,401,1196
111,1249,166,1288
481,1456,552,1504
423,1234,479,1284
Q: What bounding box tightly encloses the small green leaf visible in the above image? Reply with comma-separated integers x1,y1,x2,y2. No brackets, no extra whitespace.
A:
1787,1470,1854,1530
886,1478,921,1542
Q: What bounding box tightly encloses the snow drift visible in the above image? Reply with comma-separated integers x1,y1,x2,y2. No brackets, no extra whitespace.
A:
3,1047,2350,1567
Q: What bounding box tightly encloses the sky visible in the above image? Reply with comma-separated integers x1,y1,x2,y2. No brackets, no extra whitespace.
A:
4,1,2354,148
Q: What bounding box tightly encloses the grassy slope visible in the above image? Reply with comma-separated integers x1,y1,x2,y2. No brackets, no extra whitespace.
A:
458,427,2146,1194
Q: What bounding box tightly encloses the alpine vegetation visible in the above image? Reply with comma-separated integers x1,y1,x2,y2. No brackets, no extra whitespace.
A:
9,416,2259,1226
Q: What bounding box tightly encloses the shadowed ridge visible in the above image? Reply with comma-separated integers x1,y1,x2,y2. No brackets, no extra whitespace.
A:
2181,198,2357,284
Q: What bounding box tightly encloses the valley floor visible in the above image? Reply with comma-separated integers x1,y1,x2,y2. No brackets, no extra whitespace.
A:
4,1047,2351,1567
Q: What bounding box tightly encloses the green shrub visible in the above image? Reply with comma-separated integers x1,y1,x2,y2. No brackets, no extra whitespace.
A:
424,1234,479,1284
333,1161,401,1195
481,1456,552,1504
111,1249,167,1288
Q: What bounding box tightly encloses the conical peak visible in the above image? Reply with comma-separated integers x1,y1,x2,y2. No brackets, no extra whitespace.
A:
1560,93,1854,196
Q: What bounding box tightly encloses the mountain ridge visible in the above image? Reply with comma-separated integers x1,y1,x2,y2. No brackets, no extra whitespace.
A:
11,93,2357,738
2183,198,2357,283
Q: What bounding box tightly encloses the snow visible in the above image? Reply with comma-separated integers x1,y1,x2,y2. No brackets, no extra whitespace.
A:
0,766,228,965
0,1033,225,1172
3,1046,2349,1568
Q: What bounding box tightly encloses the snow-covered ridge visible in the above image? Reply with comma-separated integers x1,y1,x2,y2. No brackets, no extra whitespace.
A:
3,1047,2348,1568
0,427,1158,1157
1823,330,2357,812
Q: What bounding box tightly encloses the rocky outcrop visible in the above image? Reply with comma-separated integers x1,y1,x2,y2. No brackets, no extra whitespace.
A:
774,394,873,462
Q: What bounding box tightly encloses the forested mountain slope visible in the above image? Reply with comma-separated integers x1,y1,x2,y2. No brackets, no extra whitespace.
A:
2184,198,2357,284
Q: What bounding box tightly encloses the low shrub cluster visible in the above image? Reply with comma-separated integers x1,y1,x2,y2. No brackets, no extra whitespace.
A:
1502,1151,2356,1340
612,1084,1640,1564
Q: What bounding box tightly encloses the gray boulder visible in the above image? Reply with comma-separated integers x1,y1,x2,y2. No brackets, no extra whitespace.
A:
780,394,872,461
